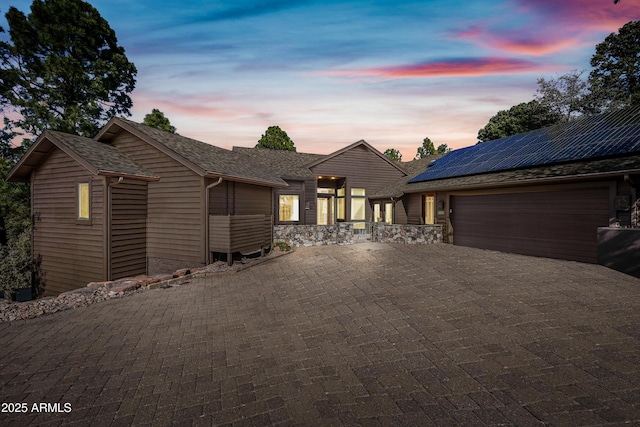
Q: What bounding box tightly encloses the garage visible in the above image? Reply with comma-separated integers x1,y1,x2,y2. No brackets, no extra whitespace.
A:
450,186,611,263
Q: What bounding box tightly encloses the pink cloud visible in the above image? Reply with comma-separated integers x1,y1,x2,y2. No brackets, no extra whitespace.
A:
515,0,638,32
449,1,635,56
321,58,556,79
449,26,579,56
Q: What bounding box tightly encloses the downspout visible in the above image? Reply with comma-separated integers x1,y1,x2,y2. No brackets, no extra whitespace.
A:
205,177,224,264
107,177,124,280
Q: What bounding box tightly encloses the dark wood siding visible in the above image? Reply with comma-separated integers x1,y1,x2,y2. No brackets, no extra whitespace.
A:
32,149,105,295
310,145,405,222
394,199,408,224
209,181,271,215
109,133,205,266
234,182,271,215
209,215,272,254
450,185,611,263
404,193,423,225
110,179,147,279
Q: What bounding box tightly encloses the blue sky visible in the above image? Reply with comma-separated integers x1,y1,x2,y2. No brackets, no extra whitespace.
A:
2,0,639,158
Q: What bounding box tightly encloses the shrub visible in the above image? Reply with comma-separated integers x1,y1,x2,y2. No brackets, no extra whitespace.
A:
0,227,42,295
273,241,292,252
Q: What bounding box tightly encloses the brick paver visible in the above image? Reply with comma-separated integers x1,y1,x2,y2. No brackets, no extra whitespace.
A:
1,243,639,426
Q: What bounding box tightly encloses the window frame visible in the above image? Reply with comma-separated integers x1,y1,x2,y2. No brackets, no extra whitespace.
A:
278,194,300,222
76,180,92,224
424,194,435,225
350,188,366,221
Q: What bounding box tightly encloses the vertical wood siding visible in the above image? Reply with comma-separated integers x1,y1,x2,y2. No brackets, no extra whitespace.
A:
32,149,105,295
310,145,405,221
110,179,147,279
109,133,205,264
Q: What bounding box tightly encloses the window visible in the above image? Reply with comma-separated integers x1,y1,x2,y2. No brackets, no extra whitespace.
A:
336,188,345,221
78,182,90,220
279,195,299,221
385,202,393,224
374,203,382,222
351,188,366,221
425,195,435,225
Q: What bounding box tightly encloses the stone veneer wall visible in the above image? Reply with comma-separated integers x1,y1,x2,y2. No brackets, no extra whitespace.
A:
372,223,443,244
274,223,442,247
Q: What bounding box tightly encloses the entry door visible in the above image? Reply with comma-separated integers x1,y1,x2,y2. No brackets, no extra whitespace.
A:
317,196,334,225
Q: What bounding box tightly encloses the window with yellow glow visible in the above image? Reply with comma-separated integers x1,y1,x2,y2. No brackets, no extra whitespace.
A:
385,202,393,224
350,188,366,221
336,188,345,220
279,195,299,221
425,195,435,225
78,183,90,220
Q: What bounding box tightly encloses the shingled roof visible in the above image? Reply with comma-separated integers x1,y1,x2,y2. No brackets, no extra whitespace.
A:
7,131,159,182
97,118,288,187
232,146,323,180
370,155,443,199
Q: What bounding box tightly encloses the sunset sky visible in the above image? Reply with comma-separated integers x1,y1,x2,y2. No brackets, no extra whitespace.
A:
2,0,640,158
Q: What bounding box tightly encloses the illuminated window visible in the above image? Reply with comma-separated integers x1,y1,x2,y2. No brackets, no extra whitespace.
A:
78,182,90,220
385,202,393,224
425,195,435,225
374,203,382,222
279,195,299,221
336,188,345,220
350,188,366,221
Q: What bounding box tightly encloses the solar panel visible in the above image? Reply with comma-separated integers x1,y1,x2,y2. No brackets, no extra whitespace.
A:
409,105,640,183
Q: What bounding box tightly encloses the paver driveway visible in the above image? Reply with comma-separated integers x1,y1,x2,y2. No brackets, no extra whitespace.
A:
1,243,640,426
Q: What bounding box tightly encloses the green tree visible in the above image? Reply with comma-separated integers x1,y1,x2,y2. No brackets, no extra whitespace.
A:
415,137,436,159
0,0,137,139
383,148,402,162
143,108,176,133
590,20,640,109
535,70,595,121
0,121,29,247
436,144,450,154
477,100,563,143
256,125,296,151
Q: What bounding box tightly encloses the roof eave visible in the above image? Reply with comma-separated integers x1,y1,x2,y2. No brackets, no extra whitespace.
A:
205,172,288,188
403,168,640,194
98,170,161,182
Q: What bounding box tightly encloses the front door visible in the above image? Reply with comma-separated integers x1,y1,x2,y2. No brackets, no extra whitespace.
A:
317,196,334,225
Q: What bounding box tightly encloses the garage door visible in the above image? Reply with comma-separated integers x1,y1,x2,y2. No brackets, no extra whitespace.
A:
451,187,610,263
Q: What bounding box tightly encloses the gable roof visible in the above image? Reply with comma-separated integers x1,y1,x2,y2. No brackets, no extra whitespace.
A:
232,147,323,180
7,131,159,182
410,105,640,184
306,139,407,174
96,118,287,187
371,155,444,199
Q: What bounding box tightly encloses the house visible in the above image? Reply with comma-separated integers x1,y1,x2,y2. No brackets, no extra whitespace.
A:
7,121,410,295
7,118,287,295
376,105,640,264
234,140,407,228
